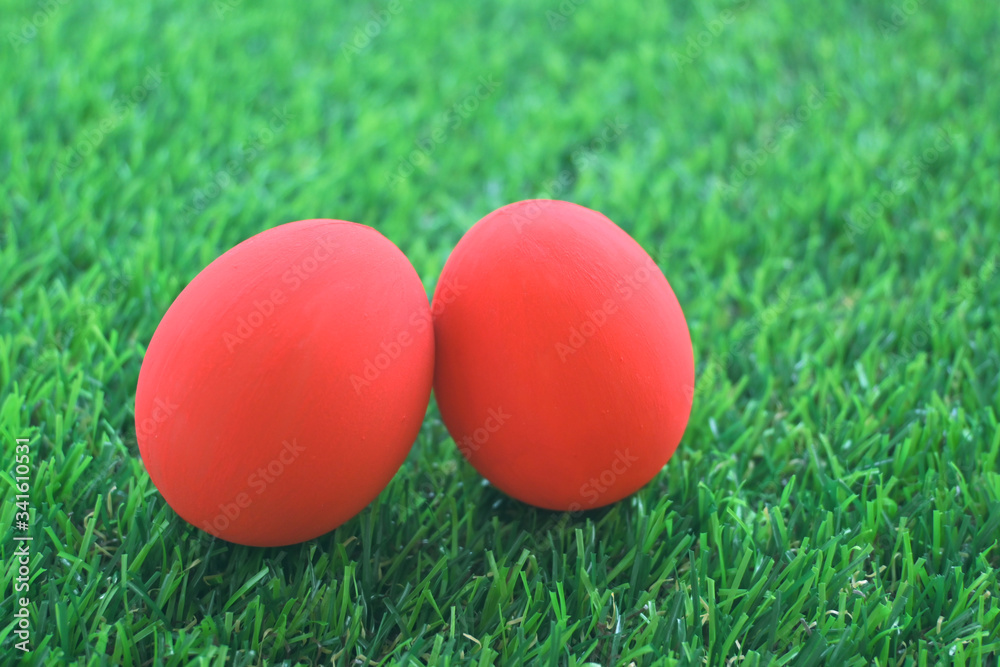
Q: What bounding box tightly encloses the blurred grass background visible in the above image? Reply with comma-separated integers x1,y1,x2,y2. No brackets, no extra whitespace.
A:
1,0,999,664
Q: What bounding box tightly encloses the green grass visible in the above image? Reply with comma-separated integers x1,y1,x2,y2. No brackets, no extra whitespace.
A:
2,0,1000,664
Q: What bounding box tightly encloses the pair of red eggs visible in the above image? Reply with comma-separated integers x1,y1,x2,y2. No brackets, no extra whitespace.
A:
135,200,694,547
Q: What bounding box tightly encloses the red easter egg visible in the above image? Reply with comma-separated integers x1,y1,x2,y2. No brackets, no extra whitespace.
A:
136,219,434,546
432,200,694,511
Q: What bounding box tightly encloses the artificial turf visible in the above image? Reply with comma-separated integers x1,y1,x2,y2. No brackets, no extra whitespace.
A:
2,0,999,664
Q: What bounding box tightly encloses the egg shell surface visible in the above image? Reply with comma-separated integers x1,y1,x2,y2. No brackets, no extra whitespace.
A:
432,200,694,511
136,219,434,546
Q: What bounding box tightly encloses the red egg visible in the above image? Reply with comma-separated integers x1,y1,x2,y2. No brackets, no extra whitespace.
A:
432,200,694,511
135,219,434,546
